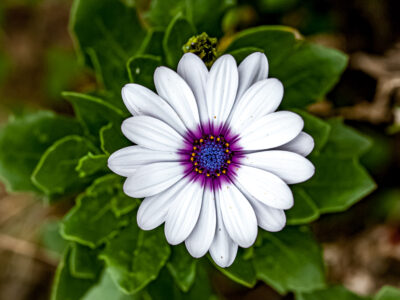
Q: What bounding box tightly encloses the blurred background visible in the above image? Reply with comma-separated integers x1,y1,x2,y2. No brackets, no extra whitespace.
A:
0,0,399,299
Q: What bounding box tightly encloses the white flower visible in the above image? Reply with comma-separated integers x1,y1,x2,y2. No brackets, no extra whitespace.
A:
108,52,315,268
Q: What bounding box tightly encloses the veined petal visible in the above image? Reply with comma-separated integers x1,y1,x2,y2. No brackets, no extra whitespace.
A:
217,182,257,248
165,178,203,245
235,165,293,209
137,179,188,230
122,84,187,136
154,67,200,130
123,162,185,198
236,52,269,101
242,150,315,184
229,78,283,131
108,146,180,177
122,116,184,151
245,192,286,232
277,132,315,157
177,53,209,124
239,111,304,151
185,188,216,258
206,54,238,126
209,195,238,268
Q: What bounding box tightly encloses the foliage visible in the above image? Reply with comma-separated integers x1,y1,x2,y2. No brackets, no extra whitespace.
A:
0,0,382,299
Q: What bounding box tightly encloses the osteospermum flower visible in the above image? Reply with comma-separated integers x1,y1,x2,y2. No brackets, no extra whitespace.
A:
108,52,315,268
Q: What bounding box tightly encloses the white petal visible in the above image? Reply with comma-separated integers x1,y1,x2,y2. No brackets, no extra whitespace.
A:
123,162,185,198
277,132,315,156
209,195,238,268
239,111,304,151
137,179,188,230
216,182,258,248
121,116,184,151
242,150,315,184
206,54,238,126
185,188,216,258
177,53,209,124
235,165,293,209
164,179,203,245
229,78,283,132
122,84,187,136
236,52,269,101
246,195,286,232
154,67,200,130
108,146,180,177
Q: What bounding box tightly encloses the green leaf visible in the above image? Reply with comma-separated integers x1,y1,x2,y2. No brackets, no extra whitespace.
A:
69,0,146,94
145,0,235,37
296,286,369,300
302,156,376,213
211,248,256,288
31,135,98,197
286,187,320,225
51,246,98,300
61,175,130,248
375,286,400,300
167,244,197,292
39,220,68,257
76,153,108,178
70,243,103,280
163,14,196,68
127,55,162,90
0,111,82,193
63,92,125,141
226,26,348,108
83,271,139,300
99,219,170,294
111,190,141,218
229,46,265,63
139,29,165,57
99,122,131,155
292,109,331,153
323,119,372,158
254,226,326,294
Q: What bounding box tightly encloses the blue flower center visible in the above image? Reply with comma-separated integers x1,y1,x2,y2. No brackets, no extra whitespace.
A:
190,135,232,177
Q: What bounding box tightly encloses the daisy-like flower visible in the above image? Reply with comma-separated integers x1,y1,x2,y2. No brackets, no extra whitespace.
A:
108,52,315,268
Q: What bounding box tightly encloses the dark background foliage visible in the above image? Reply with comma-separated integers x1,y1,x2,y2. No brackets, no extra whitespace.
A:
0,0,399,299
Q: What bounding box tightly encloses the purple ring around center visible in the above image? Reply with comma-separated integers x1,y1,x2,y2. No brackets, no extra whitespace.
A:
179,122,243,190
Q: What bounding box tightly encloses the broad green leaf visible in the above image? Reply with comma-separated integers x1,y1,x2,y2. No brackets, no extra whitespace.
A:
63,92,125,141
99,219,170,294
51,246,98,300
145,0,234,36
229,46,265,63
286,187,320,225
296,286,369,300
0,111,82,192
70,243,103,280
83,271,141,300
99,122,131,155
111,190,141,218
212,248,256,288
375,286,400,300
226,26,348,108
167,244,197,292
39,220,68,257
292,109,331,153
31,135,98,197
302,156,376,213
148,264,215,300
163,15,196,68
127,55,162,90
69,0,146,94
254,226,326,294
76,153,108,178
323,119,372,158
61,175,129,248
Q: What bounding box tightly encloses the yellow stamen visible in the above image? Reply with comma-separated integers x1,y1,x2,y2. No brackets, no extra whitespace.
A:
210,135,214,140
225,143,229,147
191,152,196,156
227,160,231,164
